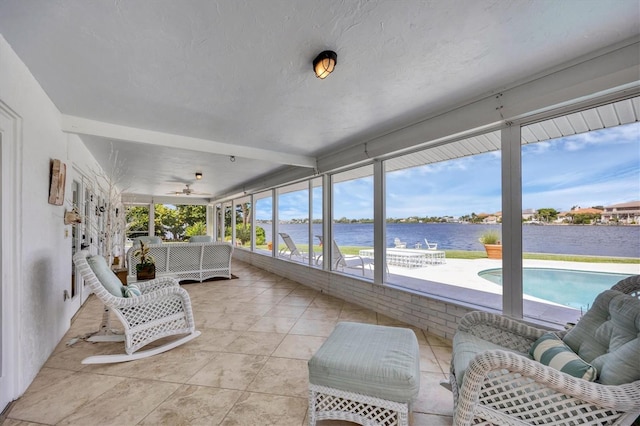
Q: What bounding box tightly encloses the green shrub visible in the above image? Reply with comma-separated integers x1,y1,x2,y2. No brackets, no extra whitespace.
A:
224,225,265,245
479,230,501,244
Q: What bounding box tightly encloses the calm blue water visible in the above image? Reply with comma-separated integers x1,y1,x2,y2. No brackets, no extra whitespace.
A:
262,222,640,258
478,268,632,310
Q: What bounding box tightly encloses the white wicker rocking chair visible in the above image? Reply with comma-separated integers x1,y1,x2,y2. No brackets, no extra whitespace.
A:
73,250,200,364
450,280,640,425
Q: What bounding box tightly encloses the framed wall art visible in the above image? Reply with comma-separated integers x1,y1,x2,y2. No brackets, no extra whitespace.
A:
48,158,66,205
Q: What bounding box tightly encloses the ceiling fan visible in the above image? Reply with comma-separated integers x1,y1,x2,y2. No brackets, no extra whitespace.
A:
168,184,211,196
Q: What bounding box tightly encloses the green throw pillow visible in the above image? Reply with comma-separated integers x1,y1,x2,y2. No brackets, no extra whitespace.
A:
123,284,142,298
530,332,597,381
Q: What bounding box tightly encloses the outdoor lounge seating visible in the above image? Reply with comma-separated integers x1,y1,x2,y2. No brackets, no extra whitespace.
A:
316,240,373,275
73,250,200,364
394,237,407,248
333,240,373,275
126,241,233,283
450,287,640,425
359,247,445,267
278,232,313,262
308,322,420,426
423,238,438,250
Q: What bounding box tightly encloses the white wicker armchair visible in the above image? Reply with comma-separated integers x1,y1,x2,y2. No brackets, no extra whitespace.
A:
611,274,640,299
450,288,640,425
73,250,200,364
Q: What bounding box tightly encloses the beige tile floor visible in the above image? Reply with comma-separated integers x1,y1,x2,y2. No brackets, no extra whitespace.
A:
1,260,454,426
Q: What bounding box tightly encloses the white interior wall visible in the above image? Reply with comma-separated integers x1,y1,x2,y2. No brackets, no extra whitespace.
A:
0,34,106,401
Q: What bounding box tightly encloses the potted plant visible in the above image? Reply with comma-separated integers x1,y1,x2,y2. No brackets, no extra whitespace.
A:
133,241,156,280
479,230,502,259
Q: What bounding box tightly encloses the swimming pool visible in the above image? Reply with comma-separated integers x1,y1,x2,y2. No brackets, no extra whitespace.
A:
478,268,632,310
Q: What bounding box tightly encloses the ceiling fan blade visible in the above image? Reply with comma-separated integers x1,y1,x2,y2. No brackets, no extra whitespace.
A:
166,184,210,196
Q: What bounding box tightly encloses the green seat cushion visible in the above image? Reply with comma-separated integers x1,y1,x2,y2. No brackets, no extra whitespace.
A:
530,332,597,381
563,290,640,385
452,330,531,388
87,255,124,297
308,322,420,403
189,235,212,243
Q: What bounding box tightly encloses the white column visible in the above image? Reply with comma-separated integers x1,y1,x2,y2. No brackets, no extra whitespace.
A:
273,190,278,257
322,174,332,271
148,203,155,236
373,160,385,283
501,125,523,319
206,204,214,237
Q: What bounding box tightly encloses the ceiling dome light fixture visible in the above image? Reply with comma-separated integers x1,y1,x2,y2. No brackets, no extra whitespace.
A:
195,172,203,180
313,50,337,79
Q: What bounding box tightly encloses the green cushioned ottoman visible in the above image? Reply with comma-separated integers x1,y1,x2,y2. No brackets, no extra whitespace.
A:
308,322,420,426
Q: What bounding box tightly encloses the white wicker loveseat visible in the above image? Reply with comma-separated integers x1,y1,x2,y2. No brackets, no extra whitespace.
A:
127,241,233,283
450,277,640,425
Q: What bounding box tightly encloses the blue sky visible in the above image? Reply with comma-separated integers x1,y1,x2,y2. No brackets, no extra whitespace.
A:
257,122,639,220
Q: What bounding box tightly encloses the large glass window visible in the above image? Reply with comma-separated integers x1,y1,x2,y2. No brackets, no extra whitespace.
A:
383,134,503,310
151,204,206,241
209,98,638,328
254,191,273,255
521,120,640,324
125,204,150,243
234,196,252,249
331,165,374,277
223,202,233,243
277,182,310,264
311,177,323,268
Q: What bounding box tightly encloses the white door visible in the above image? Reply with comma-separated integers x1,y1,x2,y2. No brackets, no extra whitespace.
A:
0,104,20,412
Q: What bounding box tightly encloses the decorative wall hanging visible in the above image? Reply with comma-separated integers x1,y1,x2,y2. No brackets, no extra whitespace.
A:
48,159,66,205
64,207,82,225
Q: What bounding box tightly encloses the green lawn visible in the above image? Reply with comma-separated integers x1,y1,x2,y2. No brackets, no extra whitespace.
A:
255,244,639,264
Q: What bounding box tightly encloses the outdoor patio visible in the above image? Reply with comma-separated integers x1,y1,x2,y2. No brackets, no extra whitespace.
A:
1,260,454,426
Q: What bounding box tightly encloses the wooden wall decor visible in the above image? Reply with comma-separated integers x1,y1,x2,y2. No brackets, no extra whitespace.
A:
48,159,66,205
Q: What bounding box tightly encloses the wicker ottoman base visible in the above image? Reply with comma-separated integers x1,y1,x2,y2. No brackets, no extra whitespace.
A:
309,383,411,426
307,322,420,426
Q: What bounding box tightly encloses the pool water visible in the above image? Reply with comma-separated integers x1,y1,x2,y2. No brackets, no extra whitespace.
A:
478,268,632,310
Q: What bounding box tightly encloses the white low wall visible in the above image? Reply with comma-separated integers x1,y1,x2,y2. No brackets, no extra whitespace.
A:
232,249,477,341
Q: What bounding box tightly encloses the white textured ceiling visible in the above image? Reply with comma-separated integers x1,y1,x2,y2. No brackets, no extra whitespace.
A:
0,0,638,200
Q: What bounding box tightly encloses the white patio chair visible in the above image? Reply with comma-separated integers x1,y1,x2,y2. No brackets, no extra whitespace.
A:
423,238,438,250
73,250,200,364
278,232,311,261
394,237,407,248
315,240,373,276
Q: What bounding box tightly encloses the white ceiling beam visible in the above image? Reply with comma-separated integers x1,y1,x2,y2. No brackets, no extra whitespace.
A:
61,115,316,168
